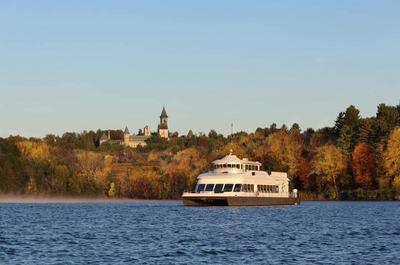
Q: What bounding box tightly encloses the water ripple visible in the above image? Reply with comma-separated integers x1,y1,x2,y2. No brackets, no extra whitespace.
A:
0,201,399,264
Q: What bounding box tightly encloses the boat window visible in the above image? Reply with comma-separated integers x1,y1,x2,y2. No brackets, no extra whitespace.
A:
223,164,227,168
241,184,254,192
205,184,214,192
233,184,242,192
214,184,223,193
223,184,234,192
196,184,206,193
236,164,240,169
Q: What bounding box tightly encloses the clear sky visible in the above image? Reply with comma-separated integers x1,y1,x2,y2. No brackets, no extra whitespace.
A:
1,1,399,137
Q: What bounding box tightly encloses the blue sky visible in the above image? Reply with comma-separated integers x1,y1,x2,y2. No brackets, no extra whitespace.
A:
1,0,399,137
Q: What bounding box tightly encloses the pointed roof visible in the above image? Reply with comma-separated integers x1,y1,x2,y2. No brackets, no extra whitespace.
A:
124,126,130,134
160,106,168,118
100,133,108,141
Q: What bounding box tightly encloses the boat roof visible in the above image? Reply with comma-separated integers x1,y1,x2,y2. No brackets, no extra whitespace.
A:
212,154,262,166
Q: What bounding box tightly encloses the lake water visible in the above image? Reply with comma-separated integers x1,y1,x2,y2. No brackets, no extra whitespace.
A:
0,201,399,264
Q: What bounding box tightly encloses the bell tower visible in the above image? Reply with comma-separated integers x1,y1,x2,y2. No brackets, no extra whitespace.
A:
158,106,169,138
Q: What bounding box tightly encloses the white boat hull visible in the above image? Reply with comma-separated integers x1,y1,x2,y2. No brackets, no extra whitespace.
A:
182,195,299,206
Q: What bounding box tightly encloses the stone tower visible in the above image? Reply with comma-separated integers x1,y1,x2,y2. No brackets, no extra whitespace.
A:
123,126,130,145
144,125,151,137
158,106,169,138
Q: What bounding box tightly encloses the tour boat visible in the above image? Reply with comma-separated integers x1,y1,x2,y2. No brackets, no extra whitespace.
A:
182,152,299,206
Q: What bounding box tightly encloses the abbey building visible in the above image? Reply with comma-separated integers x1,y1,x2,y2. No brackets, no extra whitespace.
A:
100,107,169,148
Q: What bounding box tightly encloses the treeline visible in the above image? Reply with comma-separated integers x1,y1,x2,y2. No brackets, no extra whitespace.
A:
1,103,400,200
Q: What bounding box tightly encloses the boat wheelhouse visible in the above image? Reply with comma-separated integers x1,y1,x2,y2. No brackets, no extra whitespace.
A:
182,153,299,206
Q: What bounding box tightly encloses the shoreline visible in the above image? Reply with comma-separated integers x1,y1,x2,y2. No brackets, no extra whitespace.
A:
0,194,398,204
0,195,180,204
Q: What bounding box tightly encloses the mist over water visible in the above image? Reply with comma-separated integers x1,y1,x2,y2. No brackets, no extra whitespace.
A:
0,201,399,264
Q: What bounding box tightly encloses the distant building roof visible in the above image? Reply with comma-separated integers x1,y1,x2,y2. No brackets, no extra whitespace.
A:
100,133,108,141
124,126,130,134
160,106,168,118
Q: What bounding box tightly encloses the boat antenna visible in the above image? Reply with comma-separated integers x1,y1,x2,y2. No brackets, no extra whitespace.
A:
230,122,233,155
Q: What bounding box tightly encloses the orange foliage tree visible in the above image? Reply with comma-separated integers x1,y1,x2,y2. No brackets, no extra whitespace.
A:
298,158,312,189
351,143,376,190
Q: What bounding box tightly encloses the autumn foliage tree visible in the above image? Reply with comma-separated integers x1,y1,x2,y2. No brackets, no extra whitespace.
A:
265,131,303,180
351,143,376,190
384,128,400,194
311,144,346,199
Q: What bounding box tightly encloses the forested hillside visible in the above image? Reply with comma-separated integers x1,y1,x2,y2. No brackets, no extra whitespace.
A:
1,103,400,200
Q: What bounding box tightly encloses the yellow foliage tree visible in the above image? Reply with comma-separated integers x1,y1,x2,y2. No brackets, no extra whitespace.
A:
384,128,400,180
311,144,346,199
74,151,106,193
266,132,303,179
17,141,51,161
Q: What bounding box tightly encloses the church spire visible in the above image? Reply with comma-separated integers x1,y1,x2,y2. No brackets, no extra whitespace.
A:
160,106,168,118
